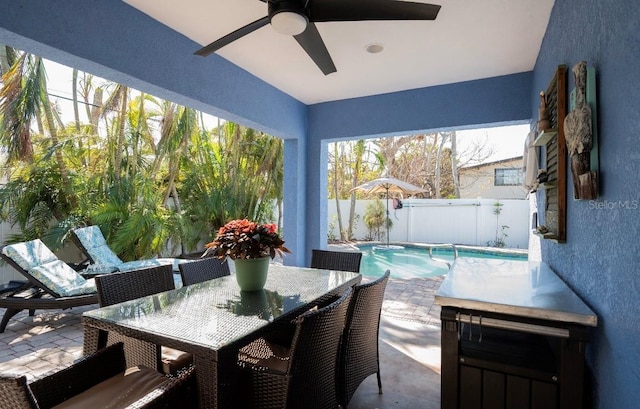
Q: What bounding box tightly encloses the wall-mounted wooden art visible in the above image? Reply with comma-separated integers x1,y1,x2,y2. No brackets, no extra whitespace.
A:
565,61,599,200
533,65,567,243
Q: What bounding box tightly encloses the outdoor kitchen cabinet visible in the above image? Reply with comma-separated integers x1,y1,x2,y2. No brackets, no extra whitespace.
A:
435,258,597,409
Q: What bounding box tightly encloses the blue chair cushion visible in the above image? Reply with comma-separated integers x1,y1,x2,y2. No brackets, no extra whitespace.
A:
118,258,188,273
86,244,123,269
75,225,187,273
1,240,58,271
28,260,96,297
73,225,109,250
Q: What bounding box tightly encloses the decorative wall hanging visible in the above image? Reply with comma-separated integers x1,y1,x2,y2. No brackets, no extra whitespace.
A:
533,65,567,243
565,61,599,200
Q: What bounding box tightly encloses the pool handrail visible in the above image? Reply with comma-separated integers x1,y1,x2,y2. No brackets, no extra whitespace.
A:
427,244,458,269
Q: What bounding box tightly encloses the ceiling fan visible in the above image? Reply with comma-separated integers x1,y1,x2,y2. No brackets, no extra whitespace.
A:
195,0,441,75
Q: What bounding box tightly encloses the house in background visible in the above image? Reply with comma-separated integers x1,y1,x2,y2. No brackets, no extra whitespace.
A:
459,156,528,199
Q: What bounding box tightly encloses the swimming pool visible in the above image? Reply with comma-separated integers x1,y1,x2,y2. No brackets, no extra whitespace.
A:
357,244,528,279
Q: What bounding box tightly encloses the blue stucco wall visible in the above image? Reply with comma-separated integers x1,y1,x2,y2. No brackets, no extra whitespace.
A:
308,72,533,139
533,1,640,407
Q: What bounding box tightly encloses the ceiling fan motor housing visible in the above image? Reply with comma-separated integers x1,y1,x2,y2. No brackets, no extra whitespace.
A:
268,1,310,35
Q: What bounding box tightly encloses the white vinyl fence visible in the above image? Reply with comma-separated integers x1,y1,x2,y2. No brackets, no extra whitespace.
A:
328,198,530,249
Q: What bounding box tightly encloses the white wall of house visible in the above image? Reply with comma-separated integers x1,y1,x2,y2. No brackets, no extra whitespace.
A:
328,198,530,249
459,157,528,200
0,221,23,284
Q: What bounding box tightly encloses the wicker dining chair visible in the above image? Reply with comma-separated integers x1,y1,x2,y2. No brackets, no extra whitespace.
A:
94,265,193,375
339,270,390,408
310,249,362,273
237,287,353,409
0,342,197,409
178,257,230,286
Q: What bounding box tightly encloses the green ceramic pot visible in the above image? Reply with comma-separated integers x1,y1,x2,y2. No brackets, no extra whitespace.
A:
233,257,270,291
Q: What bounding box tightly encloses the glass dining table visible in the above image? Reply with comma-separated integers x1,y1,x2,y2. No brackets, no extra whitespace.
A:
82,264,362,409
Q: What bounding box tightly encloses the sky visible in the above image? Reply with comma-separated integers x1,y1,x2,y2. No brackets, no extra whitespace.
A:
43,59,529,165
457,124,530,164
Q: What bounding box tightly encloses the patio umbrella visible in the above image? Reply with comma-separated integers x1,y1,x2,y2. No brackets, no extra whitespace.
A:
352,177,428,247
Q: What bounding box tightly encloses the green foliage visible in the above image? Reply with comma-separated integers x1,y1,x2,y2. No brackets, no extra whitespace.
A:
363,200,391,241
178,124,283,251
0,50,284,258
0,161,72,246
487,201,509,248
327,215,338,242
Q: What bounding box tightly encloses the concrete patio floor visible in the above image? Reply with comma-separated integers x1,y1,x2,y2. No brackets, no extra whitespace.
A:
0,275,444,408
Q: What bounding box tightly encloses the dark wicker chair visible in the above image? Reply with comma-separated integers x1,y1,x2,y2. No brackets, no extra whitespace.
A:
339,270,390,408
178,257,230,286
95,265,192,374
0,240,99,333
0,342,197,409
310,249,362,273
237,287,353,409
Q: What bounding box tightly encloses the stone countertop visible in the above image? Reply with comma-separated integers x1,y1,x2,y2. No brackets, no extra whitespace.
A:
435,257,597,327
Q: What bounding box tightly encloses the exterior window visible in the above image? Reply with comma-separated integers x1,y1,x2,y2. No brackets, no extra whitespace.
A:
494,168,523,186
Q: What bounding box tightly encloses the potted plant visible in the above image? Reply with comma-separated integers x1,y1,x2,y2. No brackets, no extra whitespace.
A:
202,219,290,291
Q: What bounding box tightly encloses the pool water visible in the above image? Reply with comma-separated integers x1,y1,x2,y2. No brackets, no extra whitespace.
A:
358,244,527,279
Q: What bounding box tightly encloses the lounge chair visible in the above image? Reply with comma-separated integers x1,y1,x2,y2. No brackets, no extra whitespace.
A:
339,270,390,407
71,225,188,273
178,256,230,286
0,239,99,333
237,287,353,409
310,249,363,273
95,265,193,375
0,342,197,409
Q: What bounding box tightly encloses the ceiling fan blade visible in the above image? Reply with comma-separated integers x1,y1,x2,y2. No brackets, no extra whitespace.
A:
294,23,337,75
307,0,441,22
195,16,270,56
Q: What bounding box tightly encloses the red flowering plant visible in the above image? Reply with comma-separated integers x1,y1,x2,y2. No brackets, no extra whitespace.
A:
202,219,291,260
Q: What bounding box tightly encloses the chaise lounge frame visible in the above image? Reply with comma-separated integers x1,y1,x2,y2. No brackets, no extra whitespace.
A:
0,244,98,333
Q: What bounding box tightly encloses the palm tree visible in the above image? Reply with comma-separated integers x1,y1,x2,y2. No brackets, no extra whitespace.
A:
0,50,76,205
0,53,285,258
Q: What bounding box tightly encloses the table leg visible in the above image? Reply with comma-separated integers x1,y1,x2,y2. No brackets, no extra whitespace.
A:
83,326,107,355
193,354,218,409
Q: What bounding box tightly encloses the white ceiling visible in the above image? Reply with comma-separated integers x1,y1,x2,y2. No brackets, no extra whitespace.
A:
124,0,554,105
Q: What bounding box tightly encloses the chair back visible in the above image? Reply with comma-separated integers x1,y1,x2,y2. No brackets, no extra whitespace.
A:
71,225,123,268
284,287,352,409
310,249,362,273
95,264,174,307
179,257,230,286
339,270,390,406
94,265,175,370
5,343,197,409
0,376,36,409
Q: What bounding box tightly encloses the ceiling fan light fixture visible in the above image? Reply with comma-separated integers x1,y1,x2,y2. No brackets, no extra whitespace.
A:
271,11,308,36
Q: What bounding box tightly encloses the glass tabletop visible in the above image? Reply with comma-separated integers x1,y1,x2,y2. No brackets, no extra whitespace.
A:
83,265,361,350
